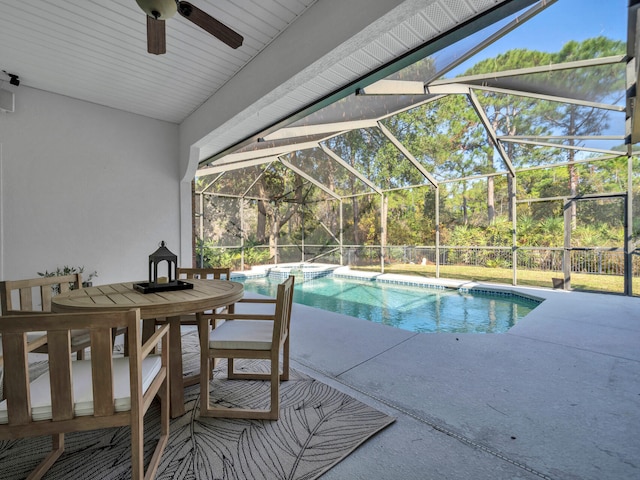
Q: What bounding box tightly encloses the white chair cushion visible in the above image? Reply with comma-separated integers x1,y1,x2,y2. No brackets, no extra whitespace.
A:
209,320,273,350
0,355,162,423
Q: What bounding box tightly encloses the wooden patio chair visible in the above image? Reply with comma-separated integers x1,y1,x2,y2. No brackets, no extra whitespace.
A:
150,267,232,388
199,275,294,420
176,267,233,322
0,308,169,480
0,274,91,360
177,267,231,280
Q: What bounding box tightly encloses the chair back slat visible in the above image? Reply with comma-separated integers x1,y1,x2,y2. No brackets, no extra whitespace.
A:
58,281,73,294
273,276,295,346
177,267,230,280
2,332,31,425
41,287,53,312
19,289,33,311
47,330,74,421
127,319,143,418
0,274,82,314
91,327,116,416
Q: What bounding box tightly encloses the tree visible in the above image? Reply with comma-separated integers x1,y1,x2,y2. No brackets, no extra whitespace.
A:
463,49,555,222
253,160,312,260
324,130,376,245
542,37,625,228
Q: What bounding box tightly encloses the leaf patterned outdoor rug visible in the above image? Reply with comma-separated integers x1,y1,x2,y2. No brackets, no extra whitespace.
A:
0,331,395,479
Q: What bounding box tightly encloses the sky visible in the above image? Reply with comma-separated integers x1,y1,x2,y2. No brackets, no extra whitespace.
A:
490,0,624,53
444,0,627,77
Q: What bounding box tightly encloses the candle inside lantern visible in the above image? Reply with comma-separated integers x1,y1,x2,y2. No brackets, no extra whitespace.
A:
157,276,168,284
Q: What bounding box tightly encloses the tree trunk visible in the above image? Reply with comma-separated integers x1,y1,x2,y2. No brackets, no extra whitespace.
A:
269,220,279,262
504,119,517,222
380,195,388,261
568,110,577,230
487,175,495,224
507,174,514,221
568,161,578,230
463,195,468,226
257,200,267,243
353,198,360,244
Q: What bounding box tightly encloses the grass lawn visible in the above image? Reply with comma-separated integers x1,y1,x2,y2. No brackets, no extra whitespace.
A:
352,263,630,295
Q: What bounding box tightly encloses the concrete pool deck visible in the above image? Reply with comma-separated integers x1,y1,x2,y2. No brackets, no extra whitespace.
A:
270,271,640,479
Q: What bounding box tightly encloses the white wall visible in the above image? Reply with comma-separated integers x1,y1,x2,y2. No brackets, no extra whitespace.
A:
0,86,180,285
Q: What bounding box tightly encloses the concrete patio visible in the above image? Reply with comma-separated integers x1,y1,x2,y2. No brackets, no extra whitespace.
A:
284,279,640,479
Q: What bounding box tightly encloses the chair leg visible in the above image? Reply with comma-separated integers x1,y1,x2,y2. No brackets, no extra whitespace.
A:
200,328,212,416
123,333,129,356
27,433,65,480
200,355,281,420
269,357,280,420
281,337,290,381
144,375,170,480
131,412,144,480
196,320,214,380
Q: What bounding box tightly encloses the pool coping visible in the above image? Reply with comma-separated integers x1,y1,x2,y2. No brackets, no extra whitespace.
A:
231,263,548,305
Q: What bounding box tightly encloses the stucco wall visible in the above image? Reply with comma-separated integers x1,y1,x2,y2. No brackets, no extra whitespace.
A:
0,86,180,285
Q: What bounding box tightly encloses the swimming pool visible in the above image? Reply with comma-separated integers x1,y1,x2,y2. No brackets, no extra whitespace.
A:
237,275,540,334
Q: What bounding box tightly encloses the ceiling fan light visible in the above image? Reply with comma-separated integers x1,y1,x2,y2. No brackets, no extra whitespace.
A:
135,0,177,20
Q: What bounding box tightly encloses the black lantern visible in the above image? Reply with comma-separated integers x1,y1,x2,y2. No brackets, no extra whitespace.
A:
149,241,177,286
134,240,192,293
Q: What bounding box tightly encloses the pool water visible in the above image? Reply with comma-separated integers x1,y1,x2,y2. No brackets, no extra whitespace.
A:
238,275,539,334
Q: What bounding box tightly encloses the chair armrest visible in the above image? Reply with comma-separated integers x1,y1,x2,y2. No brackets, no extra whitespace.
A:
211,313,275,321
237,298,277,304
140,322,169,413
141,323,170,359
3,310,41,315
27,334,49,352
1,311,49,353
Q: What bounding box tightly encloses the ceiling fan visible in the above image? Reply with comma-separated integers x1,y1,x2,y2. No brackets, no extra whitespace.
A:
135,0,243,55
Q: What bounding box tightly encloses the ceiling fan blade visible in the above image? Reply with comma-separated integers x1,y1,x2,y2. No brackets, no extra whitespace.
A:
147,15,166,55
177,1,243,49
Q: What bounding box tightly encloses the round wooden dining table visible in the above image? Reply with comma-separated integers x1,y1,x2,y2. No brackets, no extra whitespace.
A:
52,278,244,418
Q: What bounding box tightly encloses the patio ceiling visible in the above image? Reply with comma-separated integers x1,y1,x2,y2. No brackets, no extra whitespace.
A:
195,0,637,201
0,0,319,123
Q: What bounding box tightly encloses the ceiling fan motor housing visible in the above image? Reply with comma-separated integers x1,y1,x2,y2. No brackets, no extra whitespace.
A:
136,0,177,20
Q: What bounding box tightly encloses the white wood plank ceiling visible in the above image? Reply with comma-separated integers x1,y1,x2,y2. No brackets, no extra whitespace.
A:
0,0,318,123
